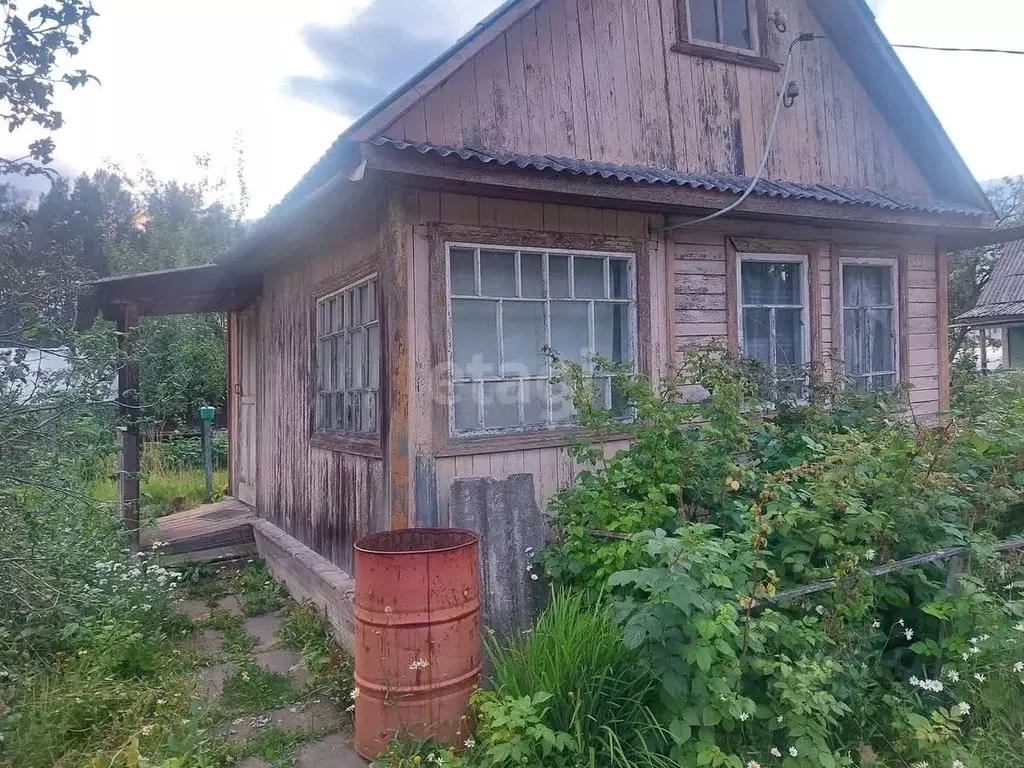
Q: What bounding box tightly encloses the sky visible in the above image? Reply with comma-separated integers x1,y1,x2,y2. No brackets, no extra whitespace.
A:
3,0,1023,215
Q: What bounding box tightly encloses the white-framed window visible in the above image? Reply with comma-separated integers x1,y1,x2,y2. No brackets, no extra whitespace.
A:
314,275,380,434
737,253,810,396
445,243,636,437
840,260,899,390
681,0,758,51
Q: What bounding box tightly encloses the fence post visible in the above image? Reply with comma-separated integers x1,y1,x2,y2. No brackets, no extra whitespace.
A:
199,405,215,503
933,554,965,678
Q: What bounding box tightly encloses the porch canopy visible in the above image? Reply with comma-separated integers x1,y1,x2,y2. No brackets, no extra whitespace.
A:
80,263,262,550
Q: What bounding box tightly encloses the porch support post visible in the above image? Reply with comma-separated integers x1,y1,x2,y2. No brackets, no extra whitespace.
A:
117,302,141,550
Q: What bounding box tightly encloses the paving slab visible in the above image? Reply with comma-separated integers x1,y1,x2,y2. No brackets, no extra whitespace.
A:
172,599,211,620
217,594,244,614
222,698,344,742
297,732,367,767
255,648,308,687
243,611,283,652
196,661,234,701
187,629,223,656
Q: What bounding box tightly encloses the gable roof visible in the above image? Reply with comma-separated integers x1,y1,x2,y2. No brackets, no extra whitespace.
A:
278,0,990,217
956,240,1024,325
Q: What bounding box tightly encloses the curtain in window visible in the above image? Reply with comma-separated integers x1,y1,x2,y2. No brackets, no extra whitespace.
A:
842,265,895,389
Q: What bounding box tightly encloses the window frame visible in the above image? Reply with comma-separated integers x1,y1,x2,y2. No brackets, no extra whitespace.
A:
312,273,381,442
837,257,901,390
735,252,811,386
673,0,779,71
444,241,638,439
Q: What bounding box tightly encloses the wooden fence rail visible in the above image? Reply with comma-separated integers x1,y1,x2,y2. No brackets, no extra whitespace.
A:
587,529,1024,604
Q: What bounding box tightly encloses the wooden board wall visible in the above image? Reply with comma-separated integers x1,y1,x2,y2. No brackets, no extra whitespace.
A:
245,205,387,575
381,0,933,196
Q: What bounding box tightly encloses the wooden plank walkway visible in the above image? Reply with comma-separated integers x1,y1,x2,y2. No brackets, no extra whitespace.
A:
143,497,258,565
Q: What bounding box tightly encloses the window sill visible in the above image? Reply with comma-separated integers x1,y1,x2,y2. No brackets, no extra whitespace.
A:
670,41,780,71
310,431,382,458
436,427,631,458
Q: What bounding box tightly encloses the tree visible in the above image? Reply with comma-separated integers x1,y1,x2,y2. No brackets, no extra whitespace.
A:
0,0,97,177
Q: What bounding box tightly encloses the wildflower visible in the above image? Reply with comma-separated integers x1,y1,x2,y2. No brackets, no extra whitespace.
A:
945,668,960,682
350,687,360,700
409,659,431,670
777,715,784,723
738,712,750,721
872,621,881,629
156,699,166,705
863,549,876,561
770,748,782,758
465,738,476,749
1014,662,1023,673
953,761,966,768
955,702,971,716
909,675,921,686
898,618,906,626
905,628,914,641
974,673,986,683
1015,622,1024,632
913,763,929,768
789,747,798,757
747,762,761,768
530,573,539,581
815,605,825,616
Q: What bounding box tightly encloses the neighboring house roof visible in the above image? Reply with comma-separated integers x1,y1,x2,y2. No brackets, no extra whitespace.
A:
275,0,991,218
371,137,991,219
956,240,1024,325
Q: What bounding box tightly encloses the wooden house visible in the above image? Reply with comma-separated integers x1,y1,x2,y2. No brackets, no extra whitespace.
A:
955,240,1024,367
88,0,1015,617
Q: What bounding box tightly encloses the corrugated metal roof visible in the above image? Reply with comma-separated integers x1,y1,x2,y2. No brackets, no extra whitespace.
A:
958,240,1024,324
371,137,990,219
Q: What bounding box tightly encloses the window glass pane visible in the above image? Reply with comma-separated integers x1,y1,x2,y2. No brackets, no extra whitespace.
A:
367,325,379,388
588,377,610,409
451,299,499,377
594,302,630,364
521,252,545,298
550,254,570,298
317,302,325,336
550,301,590,364
742,261,801,305
721,0,752,47
352,328,364,388
844,308,868,376
502,301,547,376
869,308,894,372
483,381,521,429
330,335,341,389
689,0,719,42
320,340,331,390
873,374,896,390
344,334,353,388
574,256,605,299
609,259,630,299
742,308,771,364
363,283,376,322
345,291,354,328
550,380,576,424
775,308,803,369
350,392,362,432
480,249,516,297
450,248,477,295
453,383,480,432
1010,327,1024,367
523,379,548,426
844,265,892,307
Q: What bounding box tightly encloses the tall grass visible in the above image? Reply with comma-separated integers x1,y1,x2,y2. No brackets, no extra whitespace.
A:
486,590,678,768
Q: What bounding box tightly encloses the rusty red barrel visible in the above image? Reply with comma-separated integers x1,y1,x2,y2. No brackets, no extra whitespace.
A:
353,528,482,759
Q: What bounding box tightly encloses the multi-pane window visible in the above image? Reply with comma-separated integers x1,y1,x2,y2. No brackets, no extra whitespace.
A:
315,275,380,434
842,263,897,390
446,244,635,436
684,0,755,49
738,255,808,395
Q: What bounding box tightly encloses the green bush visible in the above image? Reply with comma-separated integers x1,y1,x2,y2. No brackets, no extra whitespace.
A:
152,433,229,471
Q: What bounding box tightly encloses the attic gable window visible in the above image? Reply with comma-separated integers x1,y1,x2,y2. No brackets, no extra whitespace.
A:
445,244,635,437
314,275,380,435
674,0,778,70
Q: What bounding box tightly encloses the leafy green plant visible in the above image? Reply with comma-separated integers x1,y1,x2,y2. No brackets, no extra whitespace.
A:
279,601,354,702
219,661,297,717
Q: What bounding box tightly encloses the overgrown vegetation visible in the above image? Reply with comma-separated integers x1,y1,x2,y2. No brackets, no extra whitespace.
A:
378,353,1024,768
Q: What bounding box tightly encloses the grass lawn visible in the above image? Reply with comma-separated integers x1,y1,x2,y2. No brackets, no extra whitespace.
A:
91,468,230,517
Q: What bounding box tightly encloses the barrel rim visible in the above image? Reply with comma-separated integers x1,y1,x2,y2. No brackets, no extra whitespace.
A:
355,527,479,556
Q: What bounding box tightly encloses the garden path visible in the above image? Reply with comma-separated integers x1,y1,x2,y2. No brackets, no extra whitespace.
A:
172,562,367,767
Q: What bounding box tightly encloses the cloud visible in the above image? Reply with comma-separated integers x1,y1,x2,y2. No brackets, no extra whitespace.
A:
284,0,502,118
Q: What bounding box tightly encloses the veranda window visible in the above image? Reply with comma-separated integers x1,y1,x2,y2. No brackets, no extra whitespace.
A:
683,0,756,49
446,244,636,436
314,275,380,434
842,263,898,390
738,255,809,396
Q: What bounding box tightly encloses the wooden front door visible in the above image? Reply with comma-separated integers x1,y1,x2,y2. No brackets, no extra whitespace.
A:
232,305,259,507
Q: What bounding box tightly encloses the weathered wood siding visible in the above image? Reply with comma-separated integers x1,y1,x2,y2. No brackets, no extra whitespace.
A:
381,0,932,195
402,189,668,518
670,226,942,417
243,204,387,575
